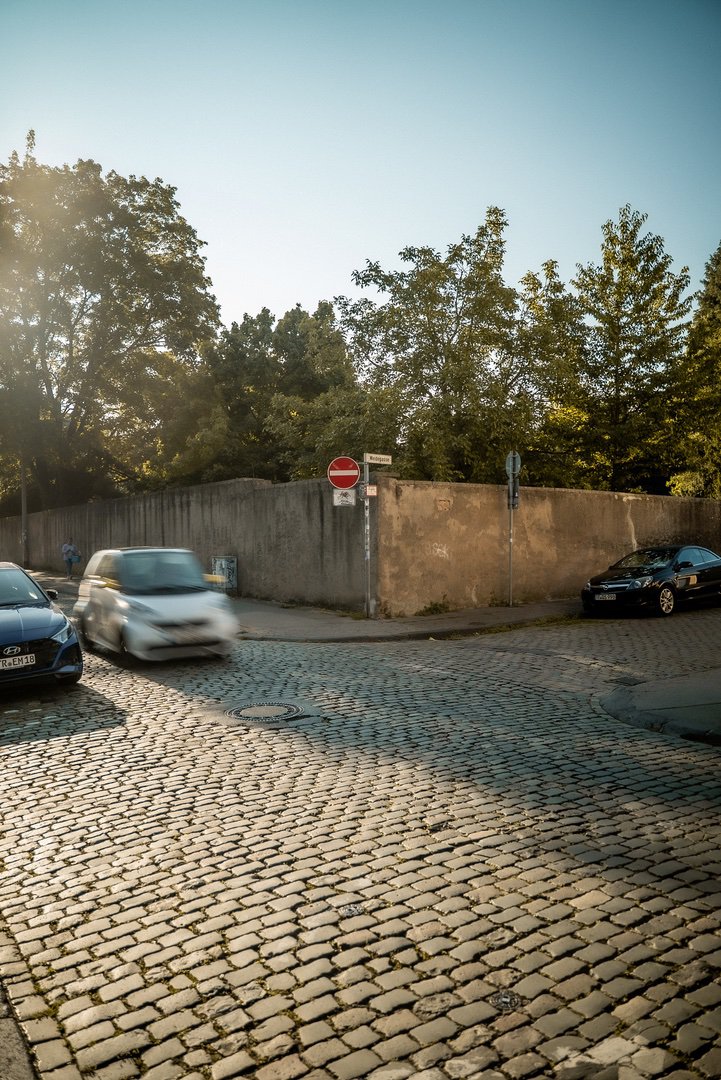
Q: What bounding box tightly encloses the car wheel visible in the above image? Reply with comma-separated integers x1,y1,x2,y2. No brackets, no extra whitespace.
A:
656,584,676,616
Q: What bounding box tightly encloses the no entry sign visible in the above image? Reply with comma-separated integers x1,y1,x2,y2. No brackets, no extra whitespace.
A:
327,456,360,490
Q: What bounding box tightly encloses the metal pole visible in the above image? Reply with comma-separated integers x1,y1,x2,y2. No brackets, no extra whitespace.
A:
363,459,371,617
508,482,513,607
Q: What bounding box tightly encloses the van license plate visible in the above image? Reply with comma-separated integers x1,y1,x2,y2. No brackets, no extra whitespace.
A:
596,594,616,601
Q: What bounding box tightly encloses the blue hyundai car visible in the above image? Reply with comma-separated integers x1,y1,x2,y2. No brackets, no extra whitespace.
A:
0,562,83,687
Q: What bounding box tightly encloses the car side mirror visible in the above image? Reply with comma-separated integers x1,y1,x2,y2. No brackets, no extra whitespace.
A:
46,588,58,600
676,560,693,570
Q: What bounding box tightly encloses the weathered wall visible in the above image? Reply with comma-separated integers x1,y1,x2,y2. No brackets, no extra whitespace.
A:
0,478,370,610
2,476,721,615
375,478,721,614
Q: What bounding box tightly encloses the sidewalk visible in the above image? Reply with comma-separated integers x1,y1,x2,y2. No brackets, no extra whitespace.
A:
30,571,721,745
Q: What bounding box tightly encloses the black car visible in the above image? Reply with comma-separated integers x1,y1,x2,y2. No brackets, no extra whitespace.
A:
0,562,83,686
581,545,721,617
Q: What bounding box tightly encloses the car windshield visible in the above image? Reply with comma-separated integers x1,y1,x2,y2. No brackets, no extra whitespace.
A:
612,548,677,571
120,551,207,595
0,569,48,606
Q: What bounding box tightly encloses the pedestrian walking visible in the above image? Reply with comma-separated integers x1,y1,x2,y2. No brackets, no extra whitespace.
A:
61,538,81,580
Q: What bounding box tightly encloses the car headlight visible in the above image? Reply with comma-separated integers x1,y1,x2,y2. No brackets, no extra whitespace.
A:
584,581,591,590
629,576,653,589
51,618,74,644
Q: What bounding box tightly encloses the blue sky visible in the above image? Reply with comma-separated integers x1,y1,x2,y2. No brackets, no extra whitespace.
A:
3,0,720,324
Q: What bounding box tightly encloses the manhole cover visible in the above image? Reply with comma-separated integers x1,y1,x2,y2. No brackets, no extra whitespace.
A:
225,702,306,722
490,989,523,1012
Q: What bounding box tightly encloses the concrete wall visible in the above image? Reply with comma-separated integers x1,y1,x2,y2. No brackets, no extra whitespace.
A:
0,478,370,610
375,478,721,614
2,475,721,616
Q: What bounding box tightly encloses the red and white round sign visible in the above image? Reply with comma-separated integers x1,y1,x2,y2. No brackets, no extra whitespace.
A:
327,456,360,490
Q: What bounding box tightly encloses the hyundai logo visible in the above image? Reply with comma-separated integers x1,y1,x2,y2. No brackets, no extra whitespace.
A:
3,646,21,656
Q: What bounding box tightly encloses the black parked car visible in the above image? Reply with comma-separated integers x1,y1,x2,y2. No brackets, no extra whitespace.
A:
0,562,83,686
581,545,721,617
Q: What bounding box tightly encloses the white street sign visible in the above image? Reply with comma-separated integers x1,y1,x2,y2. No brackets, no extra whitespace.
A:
363,453,393,465
333,488,356,507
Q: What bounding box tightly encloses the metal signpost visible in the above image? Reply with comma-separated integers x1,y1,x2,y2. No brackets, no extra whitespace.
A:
505,450,521,607
327,453,391,619
362,453,392,617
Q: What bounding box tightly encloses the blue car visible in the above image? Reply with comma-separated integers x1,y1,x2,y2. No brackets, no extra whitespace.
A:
0,562,83,687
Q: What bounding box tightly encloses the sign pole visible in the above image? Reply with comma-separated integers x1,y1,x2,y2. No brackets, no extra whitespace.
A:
508,491,513,607
363,458,372,618
359,453,392,619
505,451,521,608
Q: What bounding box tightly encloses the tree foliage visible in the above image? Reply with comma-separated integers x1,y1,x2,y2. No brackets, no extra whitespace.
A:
515,260,589,487
0,134,219,509
186,302,358,484
0,142,712,510
336,208,527,482
669,241,721,497
571,205,691,492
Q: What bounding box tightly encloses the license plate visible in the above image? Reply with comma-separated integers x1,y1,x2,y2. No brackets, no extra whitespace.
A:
171,628,209,644
596,594,616,601
0,653,35,669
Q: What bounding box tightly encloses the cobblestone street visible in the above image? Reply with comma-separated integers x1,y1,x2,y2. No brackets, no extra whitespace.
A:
1,609,720,1080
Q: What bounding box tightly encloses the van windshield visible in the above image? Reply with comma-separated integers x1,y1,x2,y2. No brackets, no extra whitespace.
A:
120,551,207,595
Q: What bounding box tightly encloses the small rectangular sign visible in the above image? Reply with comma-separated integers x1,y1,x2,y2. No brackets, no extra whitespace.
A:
333,488,356,507
363,453,392,465
365,484,378,496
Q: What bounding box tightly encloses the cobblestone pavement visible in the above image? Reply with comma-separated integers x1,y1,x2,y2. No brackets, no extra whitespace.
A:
1,608,720,1080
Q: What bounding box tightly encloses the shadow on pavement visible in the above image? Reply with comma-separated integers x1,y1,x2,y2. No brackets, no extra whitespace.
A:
0,681,125,747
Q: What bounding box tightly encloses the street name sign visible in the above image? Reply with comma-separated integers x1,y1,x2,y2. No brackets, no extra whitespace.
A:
363,453,393,465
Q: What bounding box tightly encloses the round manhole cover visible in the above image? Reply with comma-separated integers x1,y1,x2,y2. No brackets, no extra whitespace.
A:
226,702,305,722
490,989,523,1012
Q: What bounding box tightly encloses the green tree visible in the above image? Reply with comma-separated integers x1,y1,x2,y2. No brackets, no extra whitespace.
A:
200,309,278,481
201,302,357,482
515,260,590,487
337,208,523,483
572,205,691,492
0,134,219,509
669,240,721,497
